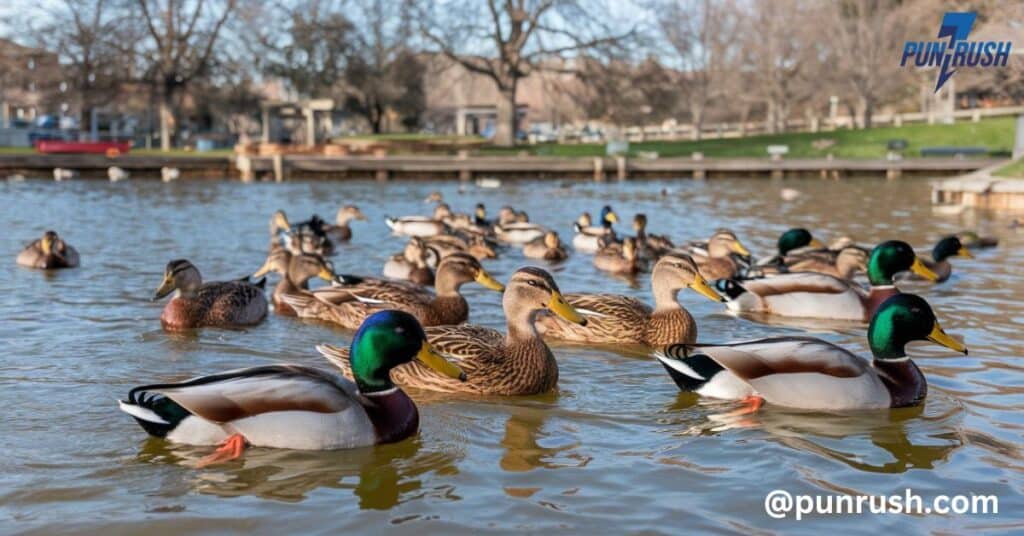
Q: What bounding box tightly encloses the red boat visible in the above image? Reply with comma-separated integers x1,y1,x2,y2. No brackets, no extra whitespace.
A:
35,140,133,156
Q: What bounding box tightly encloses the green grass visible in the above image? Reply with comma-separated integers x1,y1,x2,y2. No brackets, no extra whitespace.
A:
479,117,1015,159
0,146,233,157
333,133,486,143
994,157,1024,178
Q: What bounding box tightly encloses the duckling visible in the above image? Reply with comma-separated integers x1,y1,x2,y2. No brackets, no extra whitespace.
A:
385,204,451,237
251,250,337,315
523,231,568,261
594,237,642,275
16,230,79,269
282,252,504,329
539,254,723,347
326,205,367,242
118,310,465,463
382,238,439,285
655,294,967,409
572,206,618,253
152,259,268,330
317,267,588,395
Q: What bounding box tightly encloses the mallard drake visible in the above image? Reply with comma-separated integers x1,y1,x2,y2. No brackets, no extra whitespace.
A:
633,214,674,258
283,252,504,329
906,236,972,283
654,294,967,409
594,237,642,275
152,259,268,330
750,246,869,280
17,230,79,269
325,205,367,242
686,230,751,280
523,231,568,261
384,204,452,237
718,240,938,321
572,206,618,253
956,231,998,249
776,228,825,256
118,310,465,463
423,234,498,261
252,250,337,315
317,267,588,395
539,254,723,347
382,238,439,285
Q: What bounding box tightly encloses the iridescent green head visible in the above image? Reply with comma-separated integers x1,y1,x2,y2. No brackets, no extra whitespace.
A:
349,310,465,393
867,240,938,286
777,228,821,255
868,294,967,360
931,236,973,262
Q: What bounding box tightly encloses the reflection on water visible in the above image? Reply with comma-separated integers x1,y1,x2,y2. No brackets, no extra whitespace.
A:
1,177,1022,532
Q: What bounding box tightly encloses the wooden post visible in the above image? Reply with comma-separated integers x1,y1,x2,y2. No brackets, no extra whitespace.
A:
692,152,705,180
236,154,253,182
593,157,605,181
457,149,471,181
272,154,284,182
616,156,627,181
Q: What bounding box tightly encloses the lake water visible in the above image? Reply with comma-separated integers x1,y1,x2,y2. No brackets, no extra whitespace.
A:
1,176,1021,534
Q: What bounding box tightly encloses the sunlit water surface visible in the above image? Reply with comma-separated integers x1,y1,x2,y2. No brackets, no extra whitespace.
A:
1,177,1022,534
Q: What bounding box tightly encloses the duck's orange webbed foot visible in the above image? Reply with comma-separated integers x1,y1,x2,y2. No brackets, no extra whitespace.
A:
197,434,248,467
723,395,764,418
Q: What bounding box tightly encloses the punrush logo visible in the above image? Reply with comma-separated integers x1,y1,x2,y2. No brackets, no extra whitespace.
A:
900,12,1012,92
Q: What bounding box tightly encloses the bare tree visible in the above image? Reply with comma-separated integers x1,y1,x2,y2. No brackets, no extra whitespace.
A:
133,0,237,150
419,0,633,146
658,0,741,140
570,55,677,128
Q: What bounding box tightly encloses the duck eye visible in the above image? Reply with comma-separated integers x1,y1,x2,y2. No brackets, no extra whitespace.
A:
394,326,405,335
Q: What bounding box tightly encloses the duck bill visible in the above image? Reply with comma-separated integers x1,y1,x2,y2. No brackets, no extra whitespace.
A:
691,274,726,302
957,247,974,259
910,257,939,281
40,236,53,255
252,260,274,278
731,241,752,257
416,341,466,381
474,269,505,291
272,212,290,231
152,275,175,301
809,238,825,248
927,322,968,355
317,267,336,283
549,291,587,325
606,211,619,223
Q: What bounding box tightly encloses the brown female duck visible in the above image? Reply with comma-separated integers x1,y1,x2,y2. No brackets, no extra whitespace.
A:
17,230,79,269
317,267,588,395
153,259,268,330
523,231,568,261
539,254,724,347
594,237,642,275
252,250,337,315
325,205,367,242
686,229,751,280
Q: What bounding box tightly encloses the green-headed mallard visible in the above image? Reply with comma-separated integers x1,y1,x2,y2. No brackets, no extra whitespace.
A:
118,310,465,463
252,250,337,315
283,253,504,329
905,236,972,283
573,206,618,253
539,254,723,346
718,240,937,321
17,230,79,269
655,293,967,409
523,231,568,261
317,267,587,395
776,228,824,256
152,259,268,330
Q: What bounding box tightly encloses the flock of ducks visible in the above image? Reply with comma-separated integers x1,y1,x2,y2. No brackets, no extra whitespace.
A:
16,191,992,466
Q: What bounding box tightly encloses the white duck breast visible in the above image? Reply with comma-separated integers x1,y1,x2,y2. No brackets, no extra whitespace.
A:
726,272,867,320
696,337,891,410
495,223,548,244
385,217,447,237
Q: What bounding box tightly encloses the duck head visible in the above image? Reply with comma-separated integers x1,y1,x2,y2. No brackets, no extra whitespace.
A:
868,294,967,360
868,240,937,285
153,259,202,301
350,310,465,393
931,236,972,262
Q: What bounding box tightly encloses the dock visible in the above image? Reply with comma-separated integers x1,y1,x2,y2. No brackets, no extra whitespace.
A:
0,153,1001,181
931,160,1024,210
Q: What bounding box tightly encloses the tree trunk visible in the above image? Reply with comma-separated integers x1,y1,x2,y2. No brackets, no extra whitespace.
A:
861,96,874,130
159,88,174,151
493,82,517,147
691,104,704,141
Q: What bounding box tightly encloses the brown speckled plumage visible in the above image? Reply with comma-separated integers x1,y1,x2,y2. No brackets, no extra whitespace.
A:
155,260,267,331
16,231,79,269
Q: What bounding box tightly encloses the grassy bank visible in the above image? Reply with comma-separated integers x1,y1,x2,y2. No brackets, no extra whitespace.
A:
482,117,1014,159
994,157,1024,178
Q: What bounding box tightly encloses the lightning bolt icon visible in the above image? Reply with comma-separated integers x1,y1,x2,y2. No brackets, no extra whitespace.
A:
935,52,956,92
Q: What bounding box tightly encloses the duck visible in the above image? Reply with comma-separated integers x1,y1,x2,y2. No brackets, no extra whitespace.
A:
523,231,568,261
16,230,79,269
53,168,77,181
317,267,588,395
776,228,824,256
493,219,550,245
118,310,466,464
654,293,968,410
382,238,439,285
152,259,268,330
423,234,498,261
269,210,333,256
632,214,674,258
283,252,504,329
718,240,938,322
539,254,724,347
384,204,452,237
325,205,367,243
572,206,618,253
251,250,337,315
160,167,180,182
107,166,129,182
956,231,998,249
594,236,642,275
497,206,519,225
906,236,972,283
748,246,869,280
684,230,751,280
